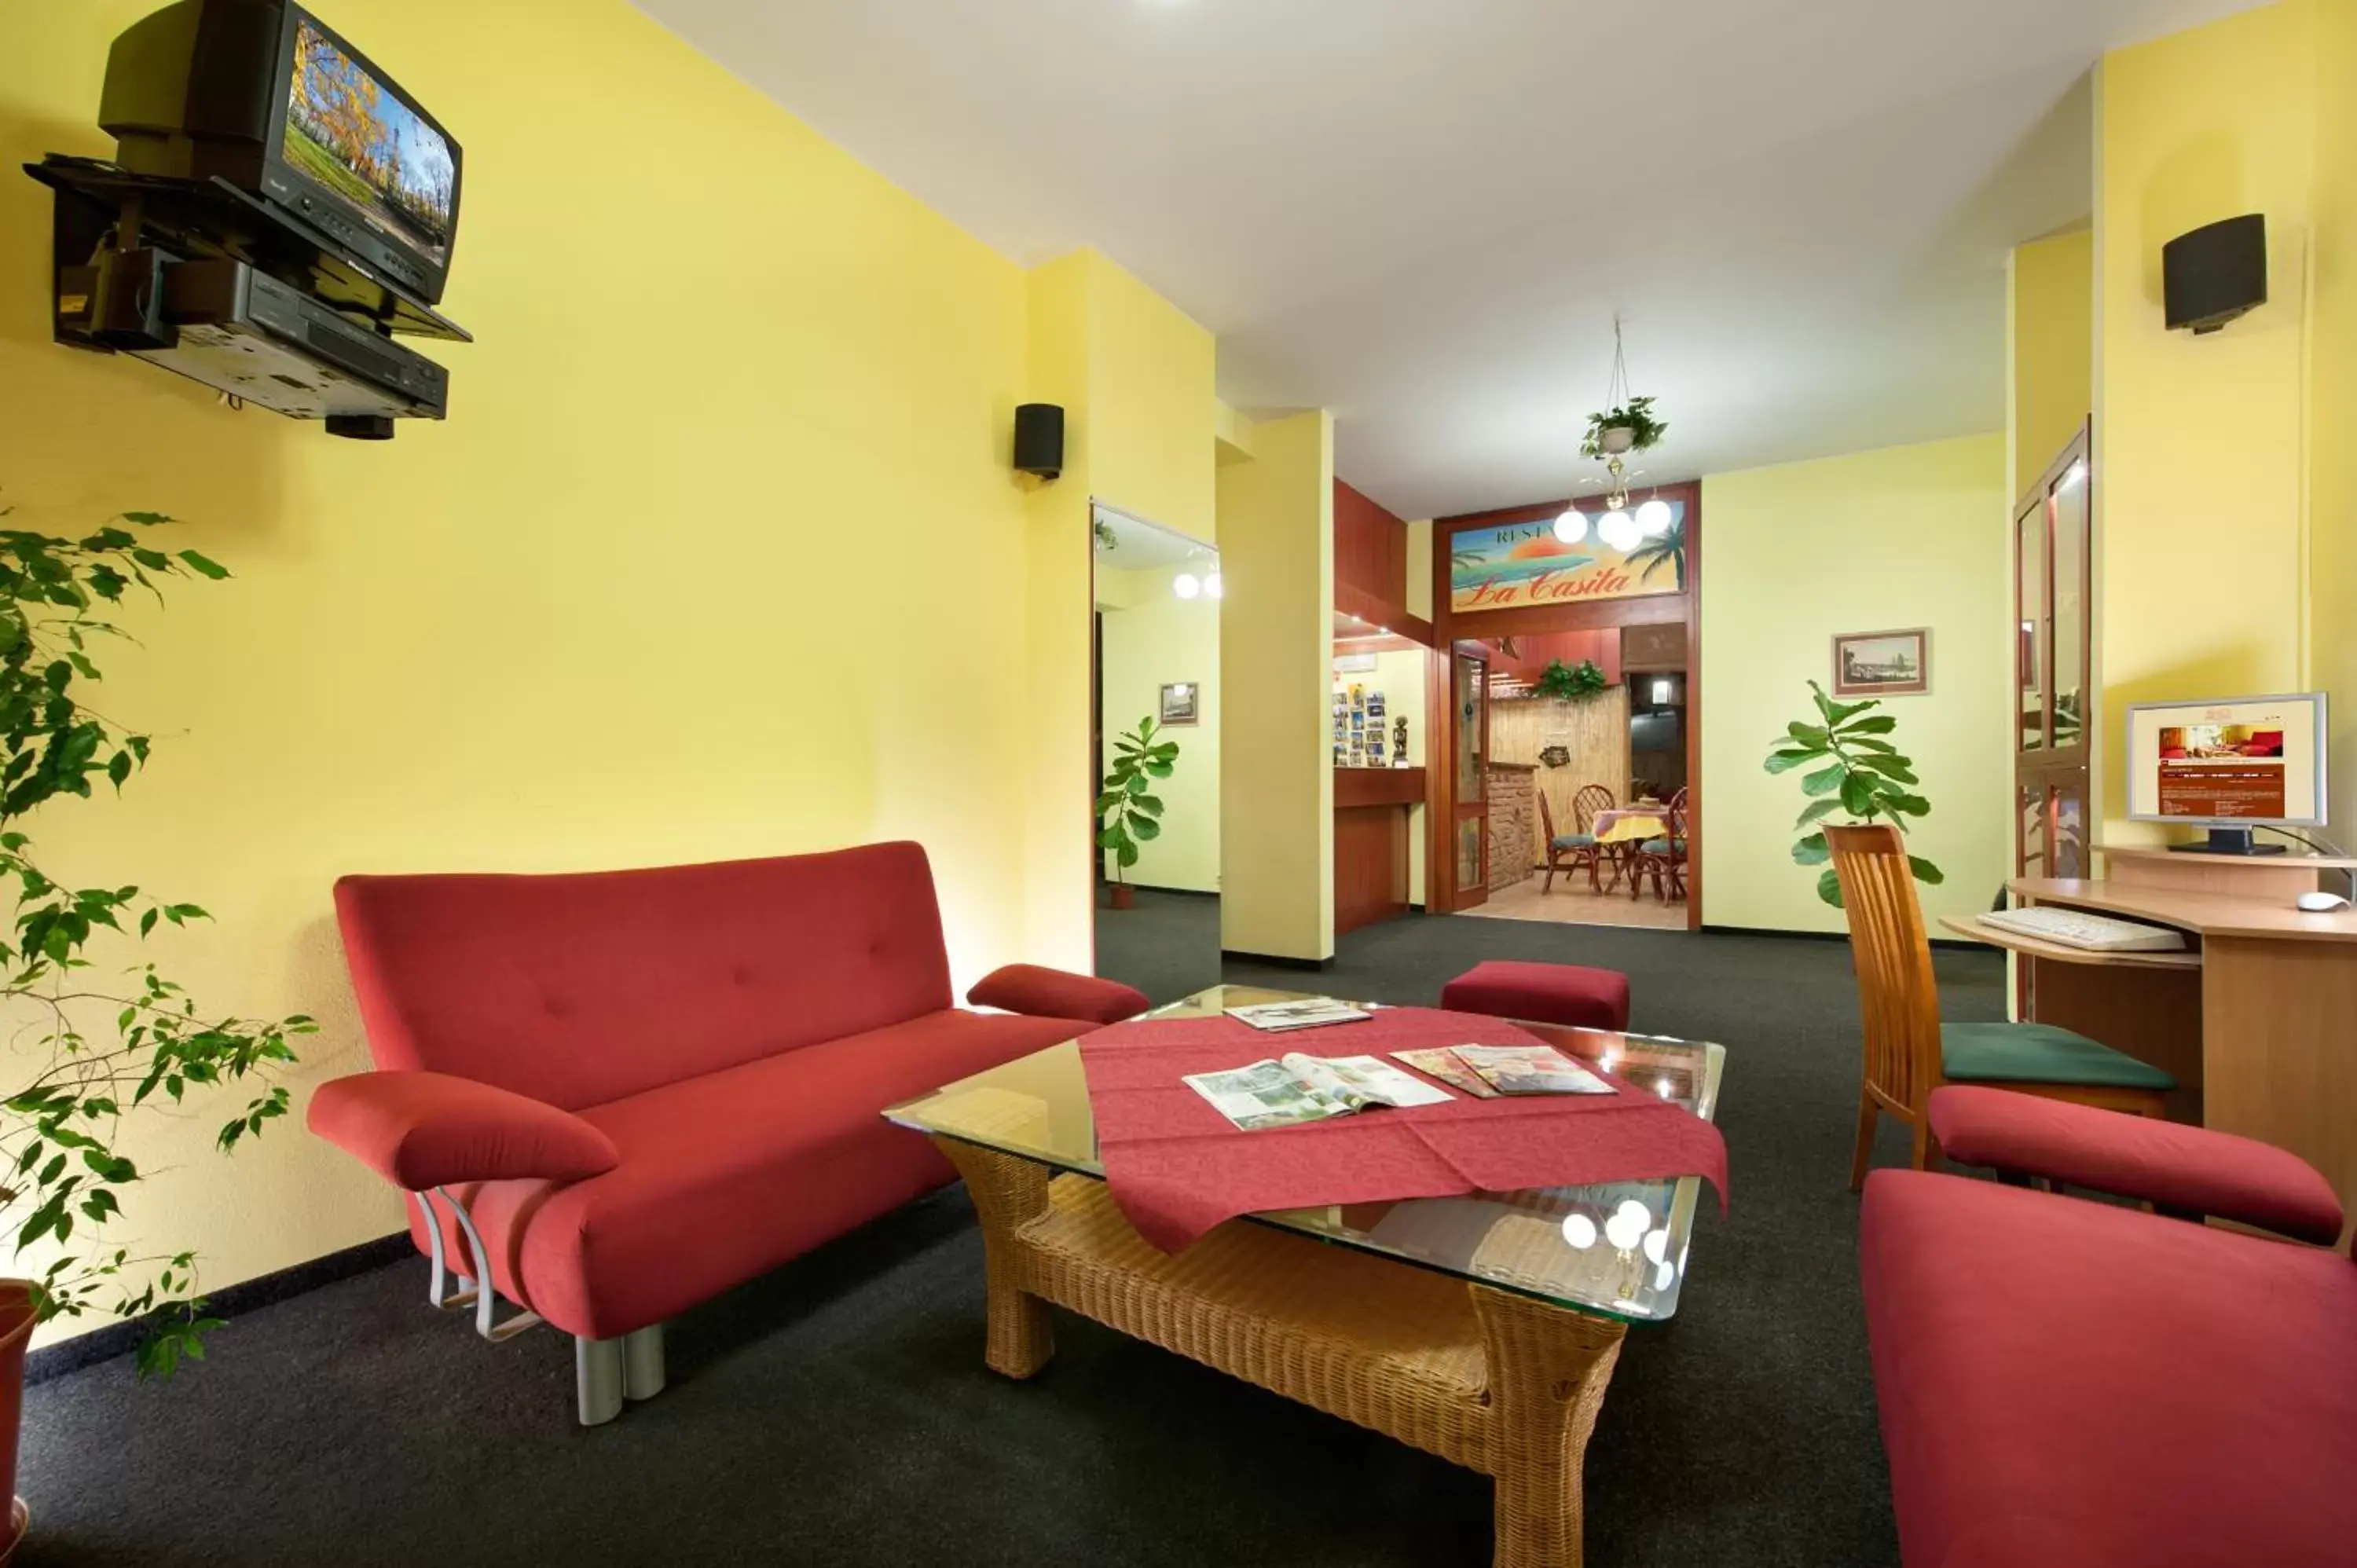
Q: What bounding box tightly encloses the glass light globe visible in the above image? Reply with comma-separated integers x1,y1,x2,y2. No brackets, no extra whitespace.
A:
1642,1229,1670,1265
1204,570,1224,599
1172,573,1201,599
1552,509,1588,544
1604,1209,1647,1252
1615,1198,1651,1225
1560,1214,1597,1250
1655,1259,1676,1291
1597,509,1641,552
1636,498,1673,537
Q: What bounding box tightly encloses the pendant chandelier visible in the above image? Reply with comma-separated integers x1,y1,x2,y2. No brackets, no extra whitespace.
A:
1557,313,1674,551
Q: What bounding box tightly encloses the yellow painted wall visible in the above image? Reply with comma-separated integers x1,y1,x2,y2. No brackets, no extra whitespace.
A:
1088,256,1217,548
1220,412,1334,959
2010,229,2093,500
0,0,1211,1343
1700,436,2011,934
2094,2,2321,839
1102,568,1221,892
1405,520,1434,619
1021,252,1218,968
2310,0,2357,844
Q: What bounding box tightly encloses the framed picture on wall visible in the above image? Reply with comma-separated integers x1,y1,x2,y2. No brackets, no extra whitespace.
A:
1159,682,1200,726
1832,628,1930,697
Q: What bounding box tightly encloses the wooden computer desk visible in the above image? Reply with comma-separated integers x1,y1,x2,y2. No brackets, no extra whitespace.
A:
1942,846,2357,1244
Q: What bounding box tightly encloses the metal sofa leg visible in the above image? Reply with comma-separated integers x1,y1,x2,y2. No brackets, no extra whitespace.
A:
577,1325,665,1425
577,1336,625,1427
623,1324,665,1402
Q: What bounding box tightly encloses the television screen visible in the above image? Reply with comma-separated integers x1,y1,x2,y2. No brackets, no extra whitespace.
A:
283,16,456,269
2125,694,2327,825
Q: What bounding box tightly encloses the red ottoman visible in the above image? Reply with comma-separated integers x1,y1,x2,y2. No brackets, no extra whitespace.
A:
1441,960,1630,1033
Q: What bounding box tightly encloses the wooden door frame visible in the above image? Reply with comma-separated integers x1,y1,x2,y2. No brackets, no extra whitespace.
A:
1424,483,1704,929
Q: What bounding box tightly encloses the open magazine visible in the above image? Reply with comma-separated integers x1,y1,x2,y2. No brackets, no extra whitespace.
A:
1185,1053,1452,1130
1225,998,1372,1032
1446,1044,1615,1096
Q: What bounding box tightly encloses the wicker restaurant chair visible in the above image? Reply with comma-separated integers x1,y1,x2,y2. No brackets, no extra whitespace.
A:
1538,783,1615,894
1824,822,2175,1189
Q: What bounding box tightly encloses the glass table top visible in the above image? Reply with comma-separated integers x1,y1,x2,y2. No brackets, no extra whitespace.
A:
885,984,1727,1323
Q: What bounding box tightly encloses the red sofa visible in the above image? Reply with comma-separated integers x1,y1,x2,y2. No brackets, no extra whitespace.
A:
1862,1086,2357,1566
309,842,1147,1423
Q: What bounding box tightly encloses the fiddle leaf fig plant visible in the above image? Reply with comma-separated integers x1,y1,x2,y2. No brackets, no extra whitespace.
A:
1765,680,1943,908
0,504,315,1377
1096,716,1178,885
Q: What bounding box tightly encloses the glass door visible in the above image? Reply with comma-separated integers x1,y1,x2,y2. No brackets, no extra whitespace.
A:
2014,425,2094,1006
1450,647,1490,910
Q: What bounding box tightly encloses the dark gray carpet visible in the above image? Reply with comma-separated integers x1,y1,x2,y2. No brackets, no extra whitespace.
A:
18,904,2001,1567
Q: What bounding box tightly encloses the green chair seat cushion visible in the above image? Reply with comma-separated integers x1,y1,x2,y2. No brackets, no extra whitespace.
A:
1552,833,1596,850
1941,1021,2177,1092
1638,837,1688,855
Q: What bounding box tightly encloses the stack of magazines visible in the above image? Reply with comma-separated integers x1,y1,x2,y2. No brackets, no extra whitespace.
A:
1185,1043,1613,1130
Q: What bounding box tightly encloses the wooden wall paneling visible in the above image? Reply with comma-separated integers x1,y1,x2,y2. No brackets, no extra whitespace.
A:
1621,621,1687,669
1334,480,1409,603
1491,690,1633,869
1335,804,1411,935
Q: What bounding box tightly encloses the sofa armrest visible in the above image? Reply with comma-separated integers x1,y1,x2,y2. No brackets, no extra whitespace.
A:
966,964,1149,1025
1927,1086,2344,1245
308,1070,620,1191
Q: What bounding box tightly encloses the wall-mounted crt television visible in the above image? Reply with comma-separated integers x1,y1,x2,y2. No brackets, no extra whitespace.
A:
99,0,462,303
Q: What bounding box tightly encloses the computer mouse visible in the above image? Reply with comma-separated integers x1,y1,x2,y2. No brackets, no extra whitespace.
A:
2296,891,2352,913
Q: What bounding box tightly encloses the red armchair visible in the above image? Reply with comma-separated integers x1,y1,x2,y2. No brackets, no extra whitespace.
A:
1863,1086,2357,1566
309,842,1147,1423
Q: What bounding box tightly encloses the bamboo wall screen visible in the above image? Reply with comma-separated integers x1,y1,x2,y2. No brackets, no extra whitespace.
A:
1490,689,1632,870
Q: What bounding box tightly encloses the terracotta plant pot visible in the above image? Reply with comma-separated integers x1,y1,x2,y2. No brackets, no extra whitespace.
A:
0,1282,35,1564
1108,882,1136,910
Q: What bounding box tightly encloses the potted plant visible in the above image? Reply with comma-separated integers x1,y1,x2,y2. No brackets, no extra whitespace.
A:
0,504,313,1552
1533,658,1609,703
1097,716,1178,909
1765,681,1944,907
1580,394,1670,460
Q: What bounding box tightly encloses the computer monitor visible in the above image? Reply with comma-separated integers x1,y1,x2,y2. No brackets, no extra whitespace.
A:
2124,692,2329,854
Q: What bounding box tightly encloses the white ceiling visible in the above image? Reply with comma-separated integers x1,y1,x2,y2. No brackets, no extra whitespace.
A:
635,0,2258,518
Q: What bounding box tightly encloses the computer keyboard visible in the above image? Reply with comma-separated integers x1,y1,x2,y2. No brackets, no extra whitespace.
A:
1978,906,2188,952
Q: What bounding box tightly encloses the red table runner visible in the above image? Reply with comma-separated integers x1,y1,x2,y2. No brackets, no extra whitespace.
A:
1078,1007,1728,1252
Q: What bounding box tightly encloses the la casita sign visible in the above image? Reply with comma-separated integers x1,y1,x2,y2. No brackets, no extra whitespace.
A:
1447,503,1687,614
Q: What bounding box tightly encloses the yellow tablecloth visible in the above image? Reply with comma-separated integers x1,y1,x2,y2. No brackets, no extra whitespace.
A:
1595,812,1670,846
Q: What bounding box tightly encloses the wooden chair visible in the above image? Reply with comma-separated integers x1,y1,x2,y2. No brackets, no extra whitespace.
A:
1824,822,2176,1189
1538,784,1615,893
1631,805,1687,903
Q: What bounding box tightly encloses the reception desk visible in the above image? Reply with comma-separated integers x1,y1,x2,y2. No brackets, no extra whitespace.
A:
1942,846,2357,1242
1335,768,1424,936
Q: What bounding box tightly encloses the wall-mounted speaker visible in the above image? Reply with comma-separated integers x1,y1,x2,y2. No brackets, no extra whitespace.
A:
2163,214,2267,335
1014,403,1065,479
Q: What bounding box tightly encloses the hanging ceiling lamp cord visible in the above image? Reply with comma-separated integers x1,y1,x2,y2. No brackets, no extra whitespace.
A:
1604,311,1633,412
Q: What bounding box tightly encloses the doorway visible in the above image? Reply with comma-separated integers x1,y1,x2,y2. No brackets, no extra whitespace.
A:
1090,504,1222,1001
1428,485,1703,932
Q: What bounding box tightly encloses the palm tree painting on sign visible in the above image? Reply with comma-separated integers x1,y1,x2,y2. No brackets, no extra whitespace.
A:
1623,517,1686,589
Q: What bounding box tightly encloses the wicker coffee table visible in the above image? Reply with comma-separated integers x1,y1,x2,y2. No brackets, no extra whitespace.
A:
884,984,1725,1568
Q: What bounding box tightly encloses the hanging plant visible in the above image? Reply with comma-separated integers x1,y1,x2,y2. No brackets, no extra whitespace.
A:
1580,395,1670,460
1092,518,1117,551
1534,658,1610,702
